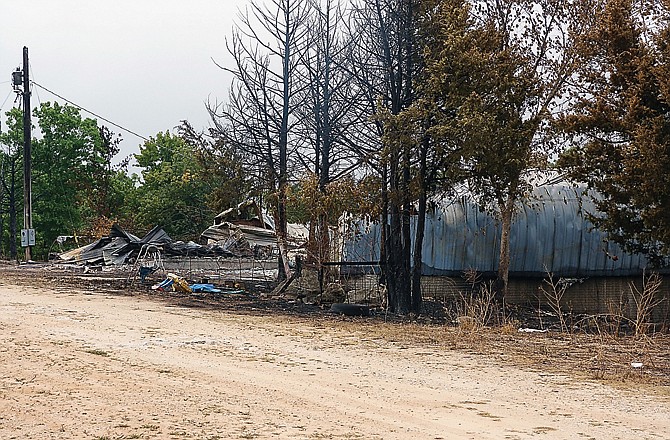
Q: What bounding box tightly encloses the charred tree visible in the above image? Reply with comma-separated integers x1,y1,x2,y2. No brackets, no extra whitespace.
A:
346,0,422,314
209,0,310,280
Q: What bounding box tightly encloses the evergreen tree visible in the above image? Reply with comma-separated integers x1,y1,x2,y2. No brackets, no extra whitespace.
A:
559,0,670,263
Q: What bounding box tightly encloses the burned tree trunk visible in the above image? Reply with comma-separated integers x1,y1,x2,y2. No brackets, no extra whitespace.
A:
209,0,309,281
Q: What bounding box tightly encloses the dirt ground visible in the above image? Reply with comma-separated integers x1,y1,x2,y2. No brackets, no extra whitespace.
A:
0,266,669,439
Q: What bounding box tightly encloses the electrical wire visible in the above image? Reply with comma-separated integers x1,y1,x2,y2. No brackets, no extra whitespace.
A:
0,89,14,113
30,81,149,141
29,61,42,107
34,84,42,107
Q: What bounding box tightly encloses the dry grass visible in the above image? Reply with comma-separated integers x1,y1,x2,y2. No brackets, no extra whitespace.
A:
307,317,670,389
1,264,669,391
539,271,569,333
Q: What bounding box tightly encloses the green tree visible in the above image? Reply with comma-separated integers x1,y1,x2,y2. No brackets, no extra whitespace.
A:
385,0,594,302
0,108,24,260
32,102,106,256
105,168,140,232
87,127,129,217
134,131,213,240
71,125,138,236
177,121,249,215
558,0,670,263
445,0,592,299
1,102,139,259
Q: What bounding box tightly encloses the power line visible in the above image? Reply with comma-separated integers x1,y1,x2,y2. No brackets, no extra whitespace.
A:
0,89,14,113
30,81,149,141
28,61,42,107
33,83,42,107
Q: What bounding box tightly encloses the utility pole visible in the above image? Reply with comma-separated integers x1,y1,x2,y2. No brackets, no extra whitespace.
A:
21,46,33,261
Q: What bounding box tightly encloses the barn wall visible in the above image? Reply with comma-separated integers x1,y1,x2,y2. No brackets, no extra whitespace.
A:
344,184,659,278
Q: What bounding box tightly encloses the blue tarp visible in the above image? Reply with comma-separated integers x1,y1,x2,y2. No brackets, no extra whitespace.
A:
189,283,222,293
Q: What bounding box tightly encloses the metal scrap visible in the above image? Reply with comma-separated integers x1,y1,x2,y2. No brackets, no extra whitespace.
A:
56,224,236,266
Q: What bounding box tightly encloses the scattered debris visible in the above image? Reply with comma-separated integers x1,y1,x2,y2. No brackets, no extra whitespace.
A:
271,255,303,296
152,278,174,291
329,303,371,317
214,200,273,229
167,273,192,293
201,222,276,256
56,224,237,267
201,200,308,258
135,244,164,283
189,284,222,294
518,328,549,333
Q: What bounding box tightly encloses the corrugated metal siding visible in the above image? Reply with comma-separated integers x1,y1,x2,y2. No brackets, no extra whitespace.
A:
343,183,660,277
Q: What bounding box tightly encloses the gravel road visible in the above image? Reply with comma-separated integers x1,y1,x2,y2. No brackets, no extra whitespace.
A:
0,281,668,439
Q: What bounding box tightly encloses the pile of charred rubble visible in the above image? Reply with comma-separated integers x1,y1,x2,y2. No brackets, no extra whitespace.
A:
57,224,232,266
49,201,370,313
55,200,307,268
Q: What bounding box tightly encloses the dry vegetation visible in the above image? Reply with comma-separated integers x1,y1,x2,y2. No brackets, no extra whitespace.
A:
2,263,668,392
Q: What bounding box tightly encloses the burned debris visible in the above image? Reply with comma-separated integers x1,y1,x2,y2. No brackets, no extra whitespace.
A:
201,200,307,258
47,201,369,311
56,224,238,266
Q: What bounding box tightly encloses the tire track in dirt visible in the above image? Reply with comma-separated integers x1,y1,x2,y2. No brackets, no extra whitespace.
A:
0,283,668,439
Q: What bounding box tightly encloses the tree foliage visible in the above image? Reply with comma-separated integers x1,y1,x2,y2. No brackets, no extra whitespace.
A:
23,102,140,256
178,121,249,216
287,172,373,223
417,0,593,298
134,131,213,240
0,108,24,260
31,102,114,255
1,103,138,259
558,0,670,263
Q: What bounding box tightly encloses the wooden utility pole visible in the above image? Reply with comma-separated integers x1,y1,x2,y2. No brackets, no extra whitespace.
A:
22,46,33,261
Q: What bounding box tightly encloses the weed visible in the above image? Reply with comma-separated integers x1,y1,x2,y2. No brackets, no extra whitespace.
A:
539,271,569,333
84,349,109,357
605,297,626,337
630,271,665,337
499,320,519,335
140,424,160,431
454,281,499,330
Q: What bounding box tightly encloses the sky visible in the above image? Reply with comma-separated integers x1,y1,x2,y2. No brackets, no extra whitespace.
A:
0,0,250,167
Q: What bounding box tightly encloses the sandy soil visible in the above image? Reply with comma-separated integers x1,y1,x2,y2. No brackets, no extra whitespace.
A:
0,278,669,440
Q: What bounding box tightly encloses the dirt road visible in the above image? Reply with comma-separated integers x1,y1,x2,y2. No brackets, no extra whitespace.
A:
0,281,668,439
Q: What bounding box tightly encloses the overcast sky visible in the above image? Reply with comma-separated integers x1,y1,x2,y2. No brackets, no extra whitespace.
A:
0,0,250,166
